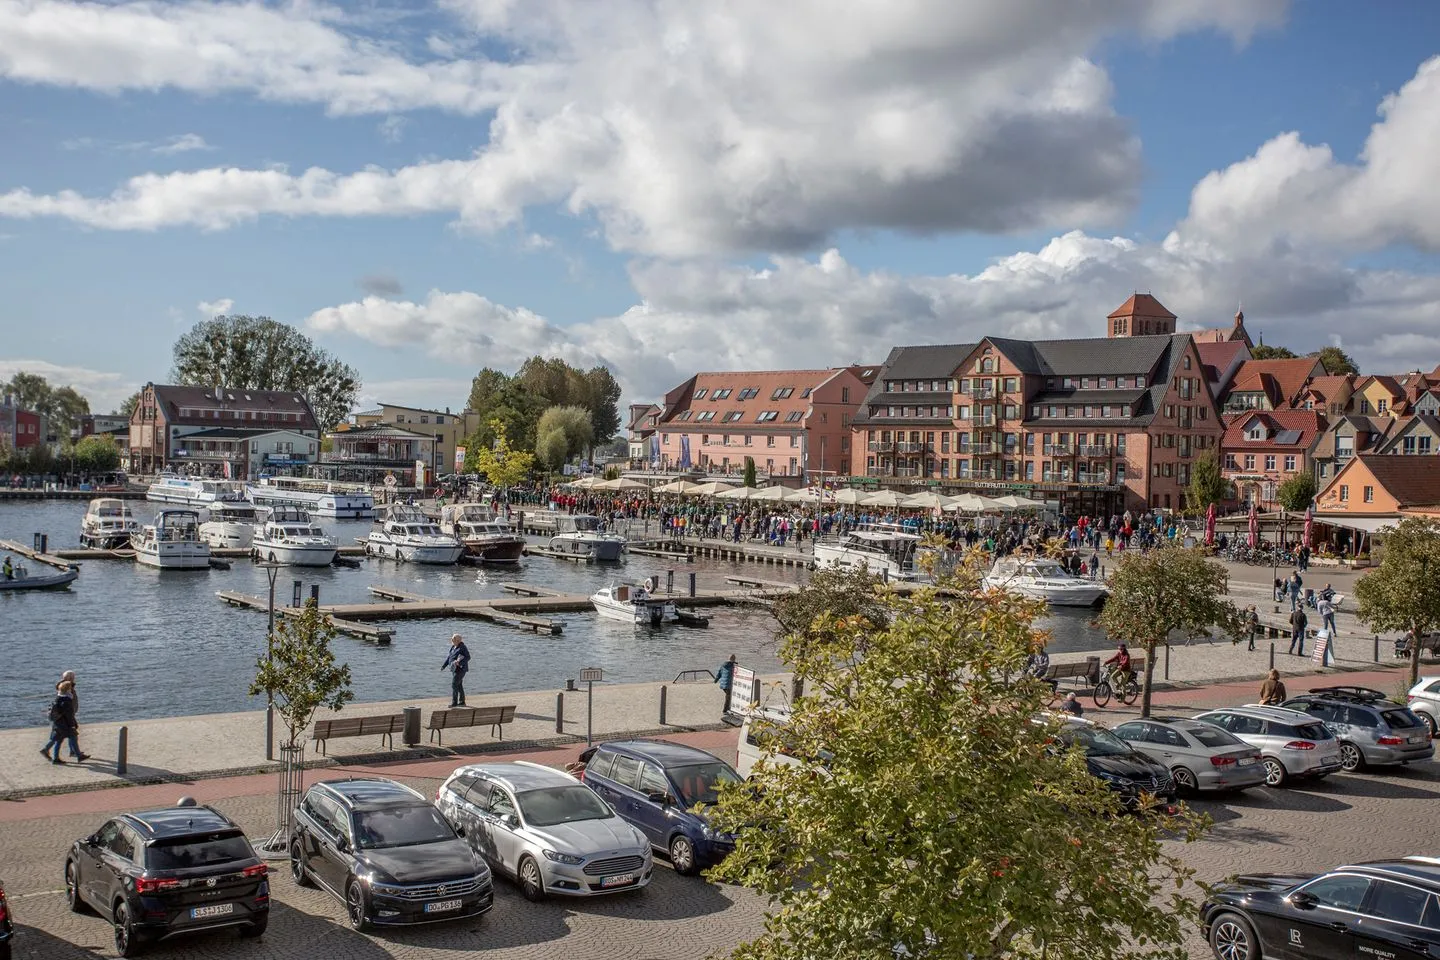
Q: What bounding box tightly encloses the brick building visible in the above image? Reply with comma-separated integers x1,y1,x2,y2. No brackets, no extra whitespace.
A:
128,383,320,476
1220,409,1324,508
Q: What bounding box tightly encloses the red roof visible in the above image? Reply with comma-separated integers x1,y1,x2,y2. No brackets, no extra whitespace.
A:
1227,357,1325,409
1194,339,1248,384
1351,455,1440,509
1303,374,1355,403
659,369,852,429
1222,409,1324,450
1107,293,1176,320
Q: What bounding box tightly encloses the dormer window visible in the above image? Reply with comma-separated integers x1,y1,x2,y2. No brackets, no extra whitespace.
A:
1246,422,1266,441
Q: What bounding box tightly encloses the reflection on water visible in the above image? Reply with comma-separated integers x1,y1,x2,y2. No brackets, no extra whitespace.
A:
0,501,1110,728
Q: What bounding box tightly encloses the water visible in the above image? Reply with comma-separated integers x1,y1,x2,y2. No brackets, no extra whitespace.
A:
0,500,1111,728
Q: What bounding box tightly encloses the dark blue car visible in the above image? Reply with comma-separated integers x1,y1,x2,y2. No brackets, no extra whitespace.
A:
578,741,741,875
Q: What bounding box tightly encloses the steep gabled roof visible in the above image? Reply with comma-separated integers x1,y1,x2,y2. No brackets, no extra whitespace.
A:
149,384,317,426
1107,293,1176,321
986,334,1172,377
1222,410,1324,450
1352,455,1440,509
1226,357,1324,408
1303,374,1356,404
1375,414,1440,453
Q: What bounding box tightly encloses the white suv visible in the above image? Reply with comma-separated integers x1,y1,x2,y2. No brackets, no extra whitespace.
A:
1407,677,1440,736
1191,705,1343,787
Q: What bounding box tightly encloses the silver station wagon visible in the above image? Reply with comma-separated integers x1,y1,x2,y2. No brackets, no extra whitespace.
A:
1112,716,1266,793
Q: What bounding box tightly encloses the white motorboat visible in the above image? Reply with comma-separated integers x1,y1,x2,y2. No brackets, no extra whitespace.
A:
813,523,923,580
591,583,679,626
198,499,260,549
80,498,139,549
440,503,527,564
365,505,465,564
251,506,340,566
983,556,1108,607
548,514,626,561
132,510,211,570
247,476,375,519
146,475,249,507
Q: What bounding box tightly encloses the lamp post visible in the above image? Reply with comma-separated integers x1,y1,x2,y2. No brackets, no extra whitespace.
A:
256,559,284,761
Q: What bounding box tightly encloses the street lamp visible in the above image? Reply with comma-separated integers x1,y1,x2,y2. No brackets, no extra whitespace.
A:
256,559,285,761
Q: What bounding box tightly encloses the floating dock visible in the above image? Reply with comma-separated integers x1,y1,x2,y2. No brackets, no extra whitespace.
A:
216,591,397,644
43,545,367,562
0,539,79,572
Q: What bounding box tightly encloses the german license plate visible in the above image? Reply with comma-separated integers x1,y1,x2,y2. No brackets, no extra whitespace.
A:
1410,736,1426,744
190,903,234,919
600,874,636,888
1321,754,1341,766
424,899,462,913
1238,757,1256,766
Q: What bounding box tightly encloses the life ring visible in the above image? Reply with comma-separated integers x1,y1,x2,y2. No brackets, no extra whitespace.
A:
643,577,656,593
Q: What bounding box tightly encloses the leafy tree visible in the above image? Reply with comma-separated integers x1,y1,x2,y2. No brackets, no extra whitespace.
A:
72,435,120,474
1275,471,1318,512
469,419,534,489
742,456,757,487
469,358,621,456
3,371,52,411
1185,450,1230,514
1250,344,1297,360
1355,517,1440,686
248,598,355,750
708,561,1207,960
1311,345,1358,376
534,405,594,469
770,564,890,639
117,391,141,418
466,367,513,417
3,372,92,440
170,315,360,430
1096,546,1243,717
582,366,622,447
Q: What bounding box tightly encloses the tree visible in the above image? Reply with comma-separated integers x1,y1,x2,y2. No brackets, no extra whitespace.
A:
466,368,513,418
707,562,1207,960
171,315,360,430
469,419,534,489
117,391,141,418
72,435,120,474
770,564,890,639
1276,472,1318,512
534,405,594,470
582,366,622,448
1096,546,1243,717
468,357,622,457
742,456,757,487
1355,517,1440,686
3,371,52,410
1185,450,1230,514
3,372,92,440
1311,345,1358,376
1250,344,1298,360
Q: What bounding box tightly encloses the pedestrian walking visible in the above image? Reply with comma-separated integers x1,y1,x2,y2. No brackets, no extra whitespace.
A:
715,654,737,716
41,680,87,764
1287,605,1308,657
441,633,471,707
1288,571,1303,612
1258,669,1287,705
1317,594,1337,637
1242,605,1259,650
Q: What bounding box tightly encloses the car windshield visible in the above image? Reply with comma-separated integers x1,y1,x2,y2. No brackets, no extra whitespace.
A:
517,786,613,827
1382,708,1423,729
1187,725,1243,748
147,833,254,869
669,762,742,807
1061,725,1134,758
353,806,455,849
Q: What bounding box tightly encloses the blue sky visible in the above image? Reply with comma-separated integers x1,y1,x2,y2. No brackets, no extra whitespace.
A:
2,1,1438,416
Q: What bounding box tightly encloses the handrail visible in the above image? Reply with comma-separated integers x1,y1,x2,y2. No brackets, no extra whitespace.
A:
674,669,717,683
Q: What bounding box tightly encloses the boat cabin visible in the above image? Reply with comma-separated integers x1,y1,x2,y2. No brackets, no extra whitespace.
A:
836,529,920,573
152,511,201,541
556,514,607,535
988,556,1073,581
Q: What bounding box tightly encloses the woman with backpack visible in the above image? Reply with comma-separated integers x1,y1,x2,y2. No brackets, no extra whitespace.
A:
41,680,87,764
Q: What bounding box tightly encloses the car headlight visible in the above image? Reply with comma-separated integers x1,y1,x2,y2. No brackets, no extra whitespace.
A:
368,880,406,895
1096,771,1131,785
542,849,585,865
700,825,717,839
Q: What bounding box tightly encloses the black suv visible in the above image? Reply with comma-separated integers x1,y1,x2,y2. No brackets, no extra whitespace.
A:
63,802,269,957
0,875,13,960
290,777,494,930
1054,717,1179,812
1202,856,1440,959
1281,685,1434,772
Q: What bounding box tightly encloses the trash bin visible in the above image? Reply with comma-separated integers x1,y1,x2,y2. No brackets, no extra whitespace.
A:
402,706,421,748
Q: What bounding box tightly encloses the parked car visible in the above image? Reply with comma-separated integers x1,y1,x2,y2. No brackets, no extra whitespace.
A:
1051,716,1179,811
1281,686,1434,772
1192,705,1342,787
290,778,494,930
1201,856,1440,959
0,875,13,960
578,740,742,875
63,801,269,957
734,706,832,778
1407,676,1440,737
1112,716,1266,793
436,761,653,900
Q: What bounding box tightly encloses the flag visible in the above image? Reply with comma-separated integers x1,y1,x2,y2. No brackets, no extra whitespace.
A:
650,434,661,466
1303,505,1314,549
222,459,232,480
1205,502,1216,546
1247,499,1259,549
679,435,692,469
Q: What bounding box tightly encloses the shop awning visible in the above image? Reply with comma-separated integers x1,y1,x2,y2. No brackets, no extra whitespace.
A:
1315,514,1400,534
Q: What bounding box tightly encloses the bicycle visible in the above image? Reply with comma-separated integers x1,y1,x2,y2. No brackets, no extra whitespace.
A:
1092,667,1140,708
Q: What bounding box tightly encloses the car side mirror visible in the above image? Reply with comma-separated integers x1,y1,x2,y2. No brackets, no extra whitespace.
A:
454,826,466,838
646,791,669,805
502,814,519,829
1290,892,1317,910
335,836,350,853
84,834,99,847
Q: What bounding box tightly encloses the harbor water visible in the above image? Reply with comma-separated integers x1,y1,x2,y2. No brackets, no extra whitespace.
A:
0,500,1114,729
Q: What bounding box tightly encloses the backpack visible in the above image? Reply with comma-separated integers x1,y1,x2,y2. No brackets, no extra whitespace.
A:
48,697,64,723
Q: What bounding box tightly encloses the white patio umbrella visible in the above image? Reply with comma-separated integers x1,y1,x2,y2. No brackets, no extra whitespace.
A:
901,491,951,510
716,485,765,501
687,480,741,497
831,488,868,505
652,479,702,494
568,476,600,489
944,493,1005,513
592,477,651,492
860,489,908,508
752,485,801,502
991,494,1046,511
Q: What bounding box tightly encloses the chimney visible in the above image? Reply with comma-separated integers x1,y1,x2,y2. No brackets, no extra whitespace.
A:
214,386,224,402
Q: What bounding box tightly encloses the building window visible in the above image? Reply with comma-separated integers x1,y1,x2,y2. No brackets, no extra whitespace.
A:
1339,485,1349,502
841,387,850,403
1378,399,1388,413
1135,376,1146,388
1183,355,1192,370
791,435,800,448
1318,463,1327,477
1422,436,1433,454
1264,455,1276,471
1363,485,1374,503
1243,454,1256,470
1284,455,1296,471
1003,377,1017,394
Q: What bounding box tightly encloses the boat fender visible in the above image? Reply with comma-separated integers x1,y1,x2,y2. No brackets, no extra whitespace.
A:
643,577,656,593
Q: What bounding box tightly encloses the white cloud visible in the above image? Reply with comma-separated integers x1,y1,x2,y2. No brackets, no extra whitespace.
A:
60,132,214,154
197,298,234,316
376,115,407,143
152,133,213,155
0,359,137,413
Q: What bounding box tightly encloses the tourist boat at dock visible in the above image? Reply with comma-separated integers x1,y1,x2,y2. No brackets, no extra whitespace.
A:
365,504,465,564
79,498,140,549
197,499,260,549
548,514,626,561
146,475,249,507
982,555,1108,607
251,506,339,566
132,510,211,570
439,503,526,564
246,476,375,519
591,583,679,625
812,523,923,581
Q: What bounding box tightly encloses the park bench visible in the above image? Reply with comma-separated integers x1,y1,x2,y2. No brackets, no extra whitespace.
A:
427,705,518,745
311,714,405,755
1044,656,1101,691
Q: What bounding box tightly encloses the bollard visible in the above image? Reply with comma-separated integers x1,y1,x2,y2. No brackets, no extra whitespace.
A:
1269,642,1275,670
667,569,675,594
555,692,565,734
402,706,421,747
310,584,320,605
1164,644,1170,681
265,707,274,761
292,580,303,608
659,685,668,725
688,572,697,597
1374,635,1380,663
117,726,128,775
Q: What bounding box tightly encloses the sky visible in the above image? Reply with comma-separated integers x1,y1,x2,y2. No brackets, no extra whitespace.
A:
1,0,1438,417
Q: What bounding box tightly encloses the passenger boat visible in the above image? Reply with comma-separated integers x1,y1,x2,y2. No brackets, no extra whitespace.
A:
251,506,340,566
197,499,260,549
132,510,211,570
0,563,79,591
812,523,923,580
982,555,1108,607
548,514,626,561
365,505,465,564
79,498,139,549
439,503,526,564
146,475,249,507
247,476,375,519
591,583,679,625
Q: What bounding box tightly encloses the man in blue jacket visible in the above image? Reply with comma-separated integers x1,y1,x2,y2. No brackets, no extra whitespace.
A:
441,633,471,707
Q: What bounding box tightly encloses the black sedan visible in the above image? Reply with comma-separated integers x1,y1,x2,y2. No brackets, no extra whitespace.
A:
1201,857,1440,959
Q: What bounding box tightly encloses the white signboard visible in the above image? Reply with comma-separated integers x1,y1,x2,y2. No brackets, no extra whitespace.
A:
731,665,758,710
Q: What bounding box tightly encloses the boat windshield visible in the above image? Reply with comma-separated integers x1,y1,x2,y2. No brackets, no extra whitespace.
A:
843,533,917,568
1024,560,1069,578
563,516,604,533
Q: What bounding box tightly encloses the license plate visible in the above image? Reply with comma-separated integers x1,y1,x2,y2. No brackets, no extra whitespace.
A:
1238,757,1256,766
1410,736,1426,744
600,874,636,888
190,903,234,919
424,899,462,913
1321,755,1341,766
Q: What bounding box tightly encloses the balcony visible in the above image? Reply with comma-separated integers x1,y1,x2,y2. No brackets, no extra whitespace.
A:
865,467,892,477
972,469,999,481
867,440,895,452
894,466,922,478
1078,445,1110,457
971,441,996,455
1043,444,1072,456
970,386,996,400
967,411,995,426
895,441,929,453
1077,471,1110,484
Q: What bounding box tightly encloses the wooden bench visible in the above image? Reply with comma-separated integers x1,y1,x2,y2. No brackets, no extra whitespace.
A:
1044,656,1101,690
311,714,405,755
427,705,518,745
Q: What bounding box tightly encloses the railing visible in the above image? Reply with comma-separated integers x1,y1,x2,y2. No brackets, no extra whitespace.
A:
1077,472,1110,484
867,441,895,452
1041,472,1074,483
971,387,996,400
972,442,996,455
894,467,922,477
1043,444,1072,456
895,442,928,453
865,467,892,477
967,413,995,426
1078,445,1110,457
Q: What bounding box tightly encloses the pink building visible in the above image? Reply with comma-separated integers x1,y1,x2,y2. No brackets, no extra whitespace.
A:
654,367,877,483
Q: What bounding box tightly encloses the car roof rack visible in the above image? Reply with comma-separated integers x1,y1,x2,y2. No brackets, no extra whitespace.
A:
1306,686,1390,703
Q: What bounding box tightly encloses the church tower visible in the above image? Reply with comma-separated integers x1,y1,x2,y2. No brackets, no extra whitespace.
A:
1106,293,1177,338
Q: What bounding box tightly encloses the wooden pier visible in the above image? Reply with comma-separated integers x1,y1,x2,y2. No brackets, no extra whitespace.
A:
521,545,594,564
44,545,368,562
0,488,146,501
0,539,79,572
216,591,396,644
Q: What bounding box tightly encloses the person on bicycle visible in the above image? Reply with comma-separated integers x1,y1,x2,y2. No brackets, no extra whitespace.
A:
1103,643,1134,687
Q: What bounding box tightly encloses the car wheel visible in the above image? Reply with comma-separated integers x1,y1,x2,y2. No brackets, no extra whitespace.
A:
1172,766,1199,793
1262,757,1287,787
65,860,90,914
289,839,313,887
1421,712,1438,738
669,835,699,876
346,878,371,932
518,855,545,902
1339,741,1366,772
1209,911,1259,960
238,915,268,939
113,900,144,957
